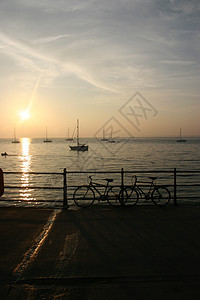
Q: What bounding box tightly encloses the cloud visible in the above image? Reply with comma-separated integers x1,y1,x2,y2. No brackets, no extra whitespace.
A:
11,0,96,13
34,34,71,45
169,0,200,14
161,60,195,65
0,31,118,92
0,0,199,94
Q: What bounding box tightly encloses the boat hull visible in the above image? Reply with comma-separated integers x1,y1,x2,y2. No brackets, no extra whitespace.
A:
1,153,7,156
70,145,88,151
43,139,52,142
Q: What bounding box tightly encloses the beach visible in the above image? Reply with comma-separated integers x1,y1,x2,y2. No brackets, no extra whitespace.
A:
1,204,200,299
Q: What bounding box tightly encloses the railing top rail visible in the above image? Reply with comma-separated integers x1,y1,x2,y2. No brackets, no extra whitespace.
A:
123,170,174,174
65,171,122,174
66,170,200,174
65,170,174,174
175,170,200,173
4,171,63,175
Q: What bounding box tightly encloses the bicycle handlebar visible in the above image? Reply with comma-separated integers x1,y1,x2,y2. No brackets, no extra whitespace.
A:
88,175,93,183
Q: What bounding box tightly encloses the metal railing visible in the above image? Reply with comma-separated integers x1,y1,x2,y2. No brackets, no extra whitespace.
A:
1,168,200,207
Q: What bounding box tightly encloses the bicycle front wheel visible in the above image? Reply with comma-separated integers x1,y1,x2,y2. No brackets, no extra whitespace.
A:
107,187,127,207
73,186,95,208
151,186,171,207
124,187,139,206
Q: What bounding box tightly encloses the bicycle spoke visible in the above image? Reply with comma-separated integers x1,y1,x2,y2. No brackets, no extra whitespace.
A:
124,187,139,206
107,187,123,207
73,186,95,208
151,186,171,207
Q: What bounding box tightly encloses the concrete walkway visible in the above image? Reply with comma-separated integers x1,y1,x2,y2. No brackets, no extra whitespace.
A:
1,205,200,299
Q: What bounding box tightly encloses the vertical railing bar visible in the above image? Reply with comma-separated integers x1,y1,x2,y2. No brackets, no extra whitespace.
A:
121,168,125,206
174,168,177,206
63,168,68,208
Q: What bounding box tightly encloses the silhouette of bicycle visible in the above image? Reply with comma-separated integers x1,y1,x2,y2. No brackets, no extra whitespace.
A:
123,175,171,207
73,175,126,208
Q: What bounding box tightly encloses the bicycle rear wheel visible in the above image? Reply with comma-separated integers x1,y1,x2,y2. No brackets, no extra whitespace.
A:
73,186,95,208
151,186,171,207
107,187,127,207
124,187,139,206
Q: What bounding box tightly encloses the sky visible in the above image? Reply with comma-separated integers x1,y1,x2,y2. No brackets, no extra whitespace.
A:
0,0,199,138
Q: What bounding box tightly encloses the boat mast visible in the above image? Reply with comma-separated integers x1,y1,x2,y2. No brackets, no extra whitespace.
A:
77,119,79,145
14,128,16,141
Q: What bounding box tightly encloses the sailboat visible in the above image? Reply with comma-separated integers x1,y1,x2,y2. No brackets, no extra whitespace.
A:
12,128,20,143
177,128,186,143
108,127,117,143
69,119,88,151
101,129,108,141
43,126,52,142
65,128,73,141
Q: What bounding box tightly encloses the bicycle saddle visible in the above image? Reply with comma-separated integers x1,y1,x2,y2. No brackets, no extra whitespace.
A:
104,178,113,182
148,177,157,181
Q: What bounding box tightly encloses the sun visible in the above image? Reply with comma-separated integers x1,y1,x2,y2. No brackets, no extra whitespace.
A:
20,110,30,121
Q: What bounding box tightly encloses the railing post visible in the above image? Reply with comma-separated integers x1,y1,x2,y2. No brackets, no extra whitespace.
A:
0,168,4,197
121,168,125,206
63,168,69,209
174,168,177,206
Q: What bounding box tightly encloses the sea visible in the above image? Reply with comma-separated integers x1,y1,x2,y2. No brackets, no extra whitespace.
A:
0,137,200,207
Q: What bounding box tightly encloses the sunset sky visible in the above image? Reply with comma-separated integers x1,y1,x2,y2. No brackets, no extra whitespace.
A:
0,0,199,138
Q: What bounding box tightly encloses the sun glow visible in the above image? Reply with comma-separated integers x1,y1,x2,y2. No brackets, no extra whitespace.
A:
20,110,30,121
20,138,33,201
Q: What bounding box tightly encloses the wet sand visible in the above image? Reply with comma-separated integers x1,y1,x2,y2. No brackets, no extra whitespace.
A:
1,204,200,299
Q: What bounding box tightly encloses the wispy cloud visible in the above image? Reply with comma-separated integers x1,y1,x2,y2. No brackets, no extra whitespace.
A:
161,60,195,65
34,34,71,45
0,0,200,94
0,31,117,92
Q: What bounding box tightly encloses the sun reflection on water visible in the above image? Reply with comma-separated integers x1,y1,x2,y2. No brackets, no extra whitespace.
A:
19,138,33,201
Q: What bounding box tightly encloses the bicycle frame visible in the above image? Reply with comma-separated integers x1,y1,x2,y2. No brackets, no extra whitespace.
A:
88,177,112,201
132,177,156,200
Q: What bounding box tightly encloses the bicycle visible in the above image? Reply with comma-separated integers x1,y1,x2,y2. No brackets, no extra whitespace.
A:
123,175,171,207
73,175,127,208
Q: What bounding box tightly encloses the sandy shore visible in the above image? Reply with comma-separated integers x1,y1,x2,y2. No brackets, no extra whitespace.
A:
1,204,200,299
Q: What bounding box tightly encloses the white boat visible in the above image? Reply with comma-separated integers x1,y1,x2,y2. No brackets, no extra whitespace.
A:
65,128,73,141
12,128,20,143
43,127,52,142
177,128,186,143
70,119,88,151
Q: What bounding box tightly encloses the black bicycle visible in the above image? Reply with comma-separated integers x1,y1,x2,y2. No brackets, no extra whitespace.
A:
73,175,126,208
123,175,171,207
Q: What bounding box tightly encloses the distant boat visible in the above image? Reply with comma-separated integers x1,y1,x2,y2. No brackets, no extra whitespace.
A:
65,128,73,141
101,129,108,141
43,127,52,142
12,128,20,143
177,128,186,143
1,152,8,156
108,127,117,143
70,119,88,151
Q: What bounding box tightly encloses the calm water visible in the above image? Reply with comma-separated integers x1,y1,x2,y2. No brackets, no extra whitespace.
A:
0,137,200,207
